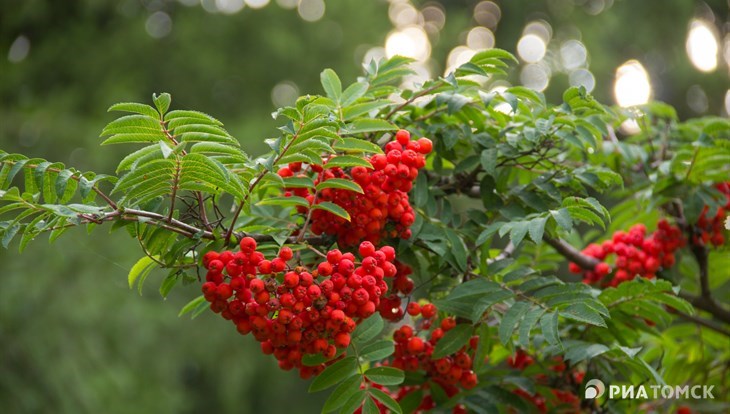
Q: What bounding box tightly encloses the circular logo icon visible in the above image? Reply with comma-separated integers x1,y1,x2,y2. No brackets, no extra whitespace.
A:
585,379,606,399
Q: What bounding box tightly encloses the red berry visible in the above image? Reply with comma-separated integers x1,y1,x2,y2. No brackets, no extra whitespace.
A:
395,129,411,145
416,137,433,154
278,246,293,261
239,236,257,252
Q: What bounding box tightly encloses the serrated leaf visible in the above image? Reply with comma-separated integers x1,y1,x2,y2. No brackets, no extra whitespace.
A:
518,307,545,348
309,356,359,392
108,102,160,119
560,303,607,327
551,208,573,232
258,196,310,208
282,176,315,189
165,110,222,125
340,82,369,107
316,178,363,194
364,366,404,386
362,396,379,414
178,295,207,317
480,148,498,176
313,202,351,221
320,69,342,102
153,92,171,114
352,313,383,345
322,374,362,413
359,340,395,362
540,312,561,347
54,169,74,199
334,138,383,154
325,155,373,169
369,388,402,414
128,255,158,290
432,324,473,359
340,390,366,414
499,302,530,345
346,119,397,134
528,216,548,244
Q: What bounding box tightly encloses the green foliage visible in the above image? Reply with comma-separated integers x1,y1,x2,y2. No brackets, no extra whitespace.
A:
1,48,728,414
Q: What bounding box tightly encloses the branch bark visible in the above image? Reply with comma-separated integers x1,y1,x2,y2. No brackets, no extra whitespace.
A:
543,236,600,269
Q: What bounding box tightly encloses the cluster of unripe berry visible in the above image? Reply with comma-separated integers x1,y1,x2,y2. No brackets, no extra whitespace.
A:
693,182,729,248
201,238,397,378
570,220,685,287
509,350,584,413
374,303,479,413
279,129,432,247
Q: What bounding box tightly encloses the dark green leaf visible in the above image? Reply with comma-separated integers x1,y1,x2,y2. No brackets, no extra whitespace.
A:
432,324,473,359
309,356,359,393
369,389,402,414
364,366,404,386
313,202,351,221
359,340,395,361
316,178,363,194
321,374,362,413
352,313,383,345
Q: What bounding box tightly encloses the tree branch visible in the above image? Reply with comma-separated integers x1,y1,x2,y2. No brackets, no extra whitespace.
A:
670,308,730,337
678,291,730,325
543,236,600,270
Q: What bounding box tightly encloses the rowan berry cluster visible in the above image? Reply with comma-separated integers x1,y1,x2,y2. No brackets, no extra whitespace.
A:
509,351,584,413
693,182,729,248
373,303,479,413
570,220,685,287
279,129,432,247
200,238,397,378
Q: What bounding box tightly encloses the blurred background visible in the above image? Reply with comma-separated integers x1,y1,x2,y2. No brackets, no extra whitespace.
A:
0,0,728,413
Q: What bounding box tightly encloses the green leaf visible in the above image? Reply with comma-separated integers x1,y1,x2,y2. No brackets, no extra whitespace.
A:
2,223,21,248
480,148,498,176
334,138,383,154
362,396,379,414
108,102,160,119
322,374,363,413
313,202,351,221
540,312,561,347
153,92,171,114
128,255,158,290
359,340,395,361
369,388,402,414
282,176,315,189
432,324,473,359
551,208,573,232
364,366,404,386
352,313,383,345
340,390,366,414
102,133,165,145
518,307,545,348
342,101,390,121
340,82,369,107
499,302,530,345
528,216,548,244
309,356,359,392
258,196,310,208
54,169,74,199
325,155,373,169
346,119,397,134
561,303,607,327
508,221,529,248
316,178,363,194
165,110,222,125
178,296,209,318
320,69,342,102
